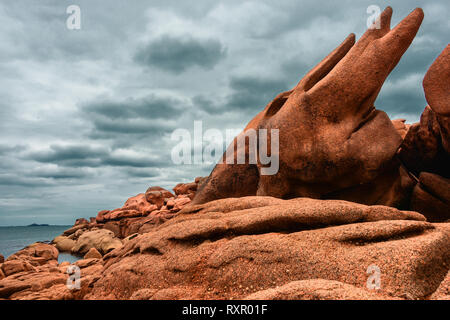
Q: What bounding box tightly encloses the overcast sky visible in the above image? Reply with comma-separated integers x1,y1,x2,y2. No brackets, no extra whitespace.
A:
0,0,448,225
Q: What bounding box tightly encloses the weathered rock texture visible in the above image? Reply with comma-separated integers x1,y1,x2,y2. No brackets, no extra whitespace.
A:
84,196,449,300
244,279,393,300
188,8,449,223
89,185,196,239
71,229,122,255
431,271,450,300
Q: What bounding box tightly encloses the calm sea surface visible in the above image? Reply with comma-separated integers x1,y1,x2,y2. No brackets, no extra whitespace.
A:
0,225,81,263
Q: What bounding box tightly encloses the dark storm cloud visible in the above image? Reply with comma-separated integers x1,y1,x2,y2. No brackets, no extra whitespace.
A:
377,91,427,117
192,76,290,115
25,144,168,168
0,144,25,156
192,95,222,114
84,95,182,120
30,167,89,180
226,76,290,112
0,174,54,187
89,118,176,135
27,145,108,163
82,95,183,136
280,59,311,87
102,154,168,168
134,35,227,73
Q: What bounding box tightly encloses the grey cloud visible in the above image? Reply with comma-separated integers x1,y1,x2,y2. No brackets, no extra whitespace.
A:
1,0,448,225
134,35,227,73
280,59,310,86
1,0,151,63
226,76,289,112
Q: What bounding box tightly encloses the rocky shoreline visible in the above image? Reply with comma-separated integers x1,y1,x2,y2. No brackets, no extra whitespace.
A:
0,6,449,300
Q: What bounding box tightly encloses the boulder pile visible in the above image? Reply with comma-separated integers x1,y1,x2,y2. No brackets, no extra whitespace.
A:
190,7,449,224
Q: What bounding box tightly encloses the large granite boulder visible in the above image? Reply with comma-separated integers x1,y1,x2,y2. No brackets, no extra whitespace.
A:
398,45,450,221
4,243,58,268
192,7,424,209
71,229,123,255
85,196,449,300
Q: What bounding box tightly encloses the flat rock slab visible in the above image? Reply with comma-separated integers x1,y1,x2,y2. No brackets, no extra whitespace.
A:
87,197,449,300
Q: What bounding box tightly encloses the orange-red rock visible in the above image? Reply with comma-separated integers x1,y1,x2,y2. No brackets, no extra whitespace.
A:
399,45,450,179
6,243,59,267
145,186,174,209
74,218,89,226
244,279,393,300
88,197,449,300
102,193,158,221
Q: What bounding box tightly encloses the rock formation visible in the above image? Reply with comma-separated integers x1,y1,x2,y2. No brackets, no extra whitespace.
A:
0,6,448,301
84,196,449,300
398,45,450,221
189,7,449,223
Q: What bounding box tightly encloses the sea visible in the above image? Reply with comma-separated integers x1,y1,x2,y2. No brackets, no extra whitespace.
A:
0,225,82,264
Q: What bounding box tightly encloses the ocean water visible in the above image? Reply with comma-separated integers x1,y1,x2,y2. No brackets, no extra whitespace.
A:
0,225,81,264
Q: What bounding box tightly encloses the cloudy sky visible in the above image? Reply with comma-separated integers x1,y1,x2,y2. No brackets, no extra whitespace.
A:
0,0,448,225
